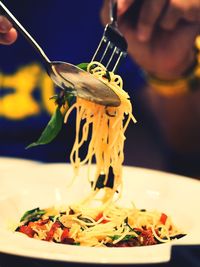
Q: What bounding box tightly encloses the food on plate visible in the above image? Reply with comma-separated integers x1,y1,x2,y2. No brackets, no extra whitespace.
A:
16,205,185,247
16,62,186,246
64,62,136,202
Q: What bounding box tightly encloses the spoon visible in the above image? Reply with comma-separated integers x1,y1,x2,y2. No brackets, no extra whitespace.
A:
0,1,121,107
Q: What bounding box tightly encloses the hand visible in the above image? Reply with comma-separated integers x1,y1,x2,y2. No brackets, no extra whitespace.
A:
0,15,17,45
101,0,200,80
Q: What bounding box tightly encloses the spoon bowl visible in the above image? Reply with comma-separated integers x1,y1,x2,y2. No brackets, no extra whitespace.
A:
48,61,120,106
0,1,121,107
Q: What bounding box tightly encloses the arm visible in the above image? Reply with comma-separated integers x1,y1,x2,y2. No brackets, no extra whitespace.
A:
0,15,17,44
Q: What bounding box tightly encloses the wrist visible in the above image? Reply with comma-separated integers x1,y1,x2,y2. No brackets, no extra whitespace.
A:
148,50,196,81
145,36,200,97
146,36,200,97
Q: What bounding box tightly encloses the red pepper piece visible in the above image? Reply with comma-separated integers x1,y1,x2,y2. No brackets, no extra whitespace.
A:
18,225,35,238
140,229,157,246
160,213,168,225
45,221,61,241
61,228,70,243
95,212,109,223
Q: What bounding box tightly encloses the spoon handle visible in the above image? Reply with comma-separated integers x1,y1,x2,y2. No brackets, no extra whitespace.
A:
0,1,50,64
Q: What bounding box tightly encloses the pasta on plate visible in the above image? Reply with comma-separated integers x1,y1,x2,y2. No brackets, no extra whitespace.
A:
16,62,186,247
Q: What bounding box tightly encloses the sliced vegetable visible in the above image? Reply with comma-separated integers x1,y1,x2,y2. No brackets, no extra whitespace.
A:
140,229,156,246
102,70,111,82
18,225,35,238
61,228,70,243
77,62,89,71
94,167,114,190
170,234,186,240
45,221,61,241
110,235,136,241
26,106,63,149
77,215,93,224
160,213,168,225
26,62,86,150
20,207,45,222
95,212,109,223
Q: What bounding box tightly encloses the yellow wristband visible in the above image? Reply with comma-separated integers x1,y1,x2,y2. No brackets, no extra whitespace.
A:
146,36,200,97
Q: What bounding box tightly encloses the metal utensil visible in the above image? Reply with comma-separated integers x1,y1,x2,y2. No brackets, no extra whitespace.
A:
91,0,128,73
0,1,120,107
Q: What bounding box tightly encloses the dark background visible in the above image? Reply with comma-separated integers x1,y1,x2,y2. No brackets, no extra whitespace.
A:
0,0,166,172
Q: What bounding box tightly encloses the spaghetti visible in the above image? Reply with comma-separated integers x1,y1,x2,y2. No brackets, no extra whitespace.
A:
16,62,186,246
16,204,185,247
64,62,136,203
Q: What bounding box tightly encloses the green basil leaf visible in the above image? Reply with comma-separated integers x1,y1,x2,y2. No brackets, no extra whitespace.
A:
26,106,63,149
20,207,45,222
77,63,88,71
94,174,105,190
94,167,114,190
109,235,136,241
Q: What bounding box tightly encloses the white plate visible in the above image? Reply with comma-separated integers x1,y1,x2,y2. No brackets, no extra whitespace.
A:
0,157,200,264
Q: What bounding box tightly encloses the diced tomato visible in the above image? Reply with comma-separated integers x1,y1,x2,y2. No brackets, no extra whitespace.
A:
160,213,168,225
36,219,49,226
45,221,61,241
95,212,109,223
27,219,49,231
27,222,36,228
61,228,69,242
140,229,157,246
18,225,35,238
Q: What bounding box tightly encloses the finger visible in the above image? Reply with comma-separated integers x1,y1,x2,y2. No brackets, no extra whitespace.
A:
160,4,181,30
0,28,18,45
100,0,110,25
182,1,200,23
137,0,167,42
117,0,135,16
0,15,12,33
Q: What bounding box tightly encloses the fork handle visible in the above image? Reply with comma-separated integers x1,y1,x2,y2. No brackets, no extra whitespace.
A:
110,0,118,26
0,0,50,64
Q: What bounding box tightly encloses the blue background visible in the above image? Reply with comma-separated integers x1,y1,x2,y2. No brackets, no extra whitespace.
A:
0,0,166,171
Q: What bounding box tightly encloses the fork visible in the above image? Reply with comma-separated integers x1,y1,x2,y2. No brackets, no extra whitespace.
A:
91,0,128,73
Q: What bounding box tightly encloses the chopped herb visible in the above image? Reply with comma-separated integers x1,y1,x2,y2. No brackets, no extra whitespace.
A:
72,242,80,246
170,234,186,240
77,215,93,224
94,167,114,190
20,207,45,222
49,216,55,222
26,106,63,149
77,62,89,71
94,174,105,190
110,235,136,241
60,211,67,215
103,70,111,82
124,217,133,231
109,235,120,241
26,62,86,150
133,228,142,235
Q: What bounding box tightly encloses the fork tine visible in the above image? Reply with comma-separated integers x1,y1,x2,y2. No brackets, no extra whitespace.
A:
99,41,111,63
91,1,127,73
105,46,117,69
112,51,124,73
91,36,106,62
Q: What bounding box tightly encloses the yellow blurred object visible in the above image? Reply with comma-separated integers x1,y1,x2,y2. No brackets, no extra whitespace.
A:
146,36,200,97
0,63,57,119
